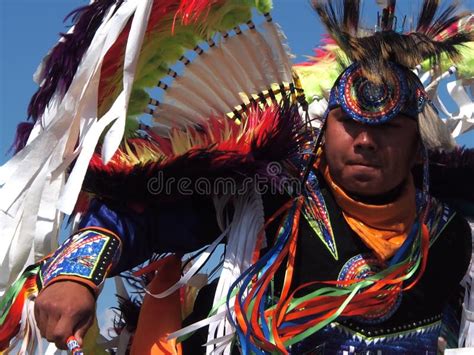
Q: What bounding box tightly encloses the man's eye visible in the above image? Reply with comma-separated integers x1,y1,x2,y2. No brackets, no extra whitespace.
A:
386,123,401,128
338,116,352,122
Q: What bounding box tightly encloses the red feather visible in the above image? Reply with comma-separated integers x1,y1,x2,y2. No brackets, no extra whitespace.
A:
83,103,304,205
0,276,38,351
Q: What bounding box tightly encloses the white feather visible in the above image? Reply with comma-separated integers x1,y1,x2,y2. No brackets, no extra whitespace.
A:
249,23,284,84
186,57,238,110
197,45,247,103
235,27,270,89
215,35,260,95
219,34,263,94
152,102,205,127
262,20,294,84
164,78,222,119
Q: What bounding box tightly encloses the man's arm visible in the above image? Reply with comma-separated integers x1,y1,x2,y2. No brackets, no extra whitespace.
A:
34,196,220,349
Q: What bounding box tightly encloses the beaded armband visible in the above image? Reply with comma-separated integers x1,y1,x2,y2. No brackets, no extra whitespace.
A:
38,227,122,295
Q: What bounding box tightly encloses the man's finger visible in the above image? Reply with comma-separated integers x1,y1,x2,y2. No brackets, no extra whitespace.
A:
73,315,94,346
43,312,61,344
50,316,74,350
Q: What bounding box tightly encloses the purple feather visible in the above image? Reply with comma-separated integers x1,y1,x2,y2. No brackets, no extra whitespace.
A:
27,0,123,121
8,122,35,155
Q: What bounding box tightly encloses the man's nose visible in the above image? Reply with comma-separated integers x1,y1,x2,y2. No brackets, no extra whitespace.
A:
353,129,378,151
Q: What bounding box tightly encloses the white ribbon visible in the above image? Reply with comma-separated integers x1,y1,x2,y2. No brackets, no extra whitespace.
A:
0,0,152,294
207,190,265,355
145,226,229,299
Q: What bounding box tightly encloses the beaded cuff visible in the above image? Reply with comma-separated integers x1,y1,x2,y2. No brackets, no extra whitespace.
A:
38,227,121,295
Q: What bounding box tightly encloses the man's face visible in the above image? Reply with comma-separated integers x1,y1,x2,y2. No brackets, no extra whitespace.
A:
324,108,419,197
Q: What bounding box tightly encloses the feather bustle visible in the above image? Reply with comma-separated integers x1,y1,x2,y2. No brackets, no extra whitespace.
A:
84,103,303,205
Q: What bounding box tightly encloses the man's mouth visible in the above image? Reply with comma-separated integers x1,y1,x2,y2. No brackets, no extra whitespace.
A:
347,160,381,168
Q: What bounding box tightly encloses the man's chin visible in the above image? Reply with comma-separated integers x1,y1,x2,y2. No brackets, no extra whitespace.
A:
342,176,385,197
346,185,382,197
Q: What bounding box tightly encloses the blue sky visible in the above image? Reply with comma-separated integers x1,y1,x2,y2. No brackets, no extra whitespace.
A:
1,0,473,338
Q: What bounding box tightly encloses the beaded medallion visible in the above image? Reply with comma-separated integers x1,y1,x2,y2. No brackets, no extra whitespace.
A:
327,62,427,124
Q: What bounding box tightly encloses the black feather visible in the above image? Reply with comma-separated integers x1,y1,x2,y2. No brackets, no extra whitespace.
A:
312,0,473,84
413,147,474,208
113,295,142,334
416,0,442,33
343,0,361,33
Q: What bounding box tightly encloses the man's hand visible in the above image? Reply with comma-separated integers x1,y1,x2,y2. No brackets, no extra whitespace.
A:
34,281,95,350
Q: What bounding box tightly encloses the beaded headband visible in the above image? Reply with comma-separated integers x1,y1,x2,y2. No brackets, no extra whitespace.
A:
327,62,428,124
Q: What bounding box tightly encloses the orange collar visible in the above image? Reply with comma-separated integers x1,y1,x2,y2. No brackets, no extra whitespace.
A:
322,163,416,261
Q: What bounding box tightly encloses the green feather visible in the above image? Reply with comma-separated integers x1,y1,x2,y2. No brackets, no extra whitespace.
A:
199,5,253,34
420,42,474,78
295,64,342,102
456,42,474,78
128,89,150,117
255,0,273,14
126,0,273,120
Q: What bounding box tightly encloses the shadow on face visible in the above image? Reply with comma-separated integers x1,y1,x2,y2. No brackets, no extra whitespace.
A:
323,108,420,198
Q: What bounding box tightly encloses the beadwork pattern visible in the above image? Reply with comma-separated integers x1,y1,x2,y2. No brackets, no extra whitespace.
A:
40,228,121,289
338,253,402,323
303,169,338,260
291,316,442,354
327,62,427,124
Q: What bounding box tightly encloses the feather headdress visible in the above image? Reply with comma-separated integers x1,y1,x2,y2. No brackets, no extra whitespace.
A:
0,0,304,353
307,0,473,152
312,0,473,84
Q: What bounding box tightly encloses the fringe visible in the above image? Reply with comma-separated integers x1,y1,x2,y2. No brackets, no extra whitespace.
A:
0,265,40,352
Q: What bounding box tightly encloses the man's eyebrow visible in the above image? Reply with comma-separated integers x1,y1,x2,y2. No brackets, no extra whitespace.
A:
334,111,350,120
